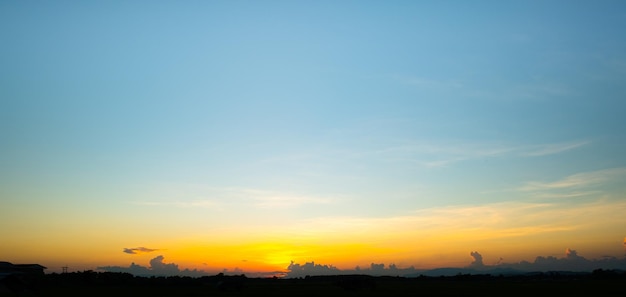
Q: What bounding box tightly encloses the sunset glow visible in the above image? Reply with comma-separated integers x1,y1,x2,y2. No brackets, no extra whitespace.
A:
2,1,626,277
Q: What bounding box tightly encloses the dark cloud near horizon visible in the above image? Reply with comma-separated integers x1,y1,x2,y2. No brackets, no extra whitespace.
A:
502,248,626,272
286,248,626,278
565,248,583,260
98,255,280,278
286,261,417,278
123,247,160,254
286,261,340,278
149,255,179,275
469,251,484,268
467,248,626,273
98,255,204,277
100,246,626,277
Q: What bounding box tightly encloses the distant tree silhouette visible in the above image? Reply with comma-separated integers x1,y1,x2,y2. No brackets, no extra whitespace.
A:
334,275,377,291
214,273,246,291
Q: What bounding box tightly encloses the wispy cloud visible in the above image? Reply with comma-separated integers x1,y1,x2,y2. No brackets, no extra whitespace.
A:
228,188,336,209
132,185,337,210
251,194,333,209
522,141,589,157
511,81,577,99
133,200,219,209
519,168,626,192
370,140,589,168
274,198,626,253
531,191,600,199
123,247,160,254
394,74,576,105
256,153,321,165
251,120,588,170
463,79,578,103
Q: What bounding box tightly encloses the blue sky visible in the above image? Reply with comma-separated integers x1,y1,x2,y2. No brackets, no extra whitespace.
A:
1,1,626,273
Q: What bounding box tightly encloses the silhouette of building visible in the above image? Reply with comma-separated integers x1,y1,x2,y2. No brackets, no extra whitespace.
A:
0,262,47,277
0,262,46,294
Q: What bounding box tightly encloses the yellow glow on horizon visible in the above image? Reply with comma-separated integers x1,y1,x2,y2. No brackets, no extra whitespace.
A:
164,237,406,272
2,199,625,274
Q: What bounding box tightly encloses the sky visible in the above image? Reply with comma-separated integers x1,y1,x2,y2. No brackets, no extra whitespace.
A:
1,0,626,276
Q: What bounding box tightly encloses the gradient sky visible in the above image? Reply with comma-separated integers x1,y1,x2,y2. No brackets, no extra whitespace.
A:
2,0,626,275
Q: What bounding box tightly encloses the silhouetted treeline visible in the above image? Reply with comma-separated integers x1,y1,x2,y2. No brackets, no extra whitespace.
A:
27,269,626,287
42,271,249,287
3,269,626,296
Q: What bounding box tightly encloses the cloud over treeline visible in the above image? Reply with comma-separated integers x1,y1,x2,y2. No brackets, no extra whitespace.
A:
498,248,626,272
286,248,626,278
469,251,484,268
123,247,160,254
468,248,626,273
99,247,626,277
98,255,205,277
286,261,418,278
286,261,340,278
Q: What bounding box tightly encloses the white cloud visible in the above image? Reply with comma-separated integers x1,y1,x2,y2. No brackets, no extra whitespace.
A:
132,184,336,210
369,140,588,168
252,195,333,209
133,200,219,209
281,198,626,245
531,191,600,199
519,168,626,192
522,141,589,157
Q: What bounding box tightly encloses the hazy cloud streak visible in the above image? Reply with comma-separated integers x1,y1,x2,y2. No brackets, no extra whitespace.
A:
123,247,160,254
133,200,219,209
269,197,626,258
364,140,589,168
132,185,337,210
519,168,626,192
523,141,589,156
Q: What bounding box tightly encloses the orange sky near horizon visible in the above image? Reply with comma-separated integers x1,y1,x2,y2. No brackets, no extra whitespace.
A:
4,198,625,274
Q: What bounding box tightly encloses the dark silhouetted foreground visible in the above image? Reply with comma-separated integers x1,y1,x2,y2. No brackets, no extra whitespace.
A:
1,269,625,296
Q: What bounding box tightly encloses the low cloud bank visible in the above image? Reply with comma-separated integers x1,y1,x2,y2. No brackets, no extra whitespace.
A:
497,248,626,272
98,255,205,277
286,261,419,278
99,248,626,277
285,249,626,278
